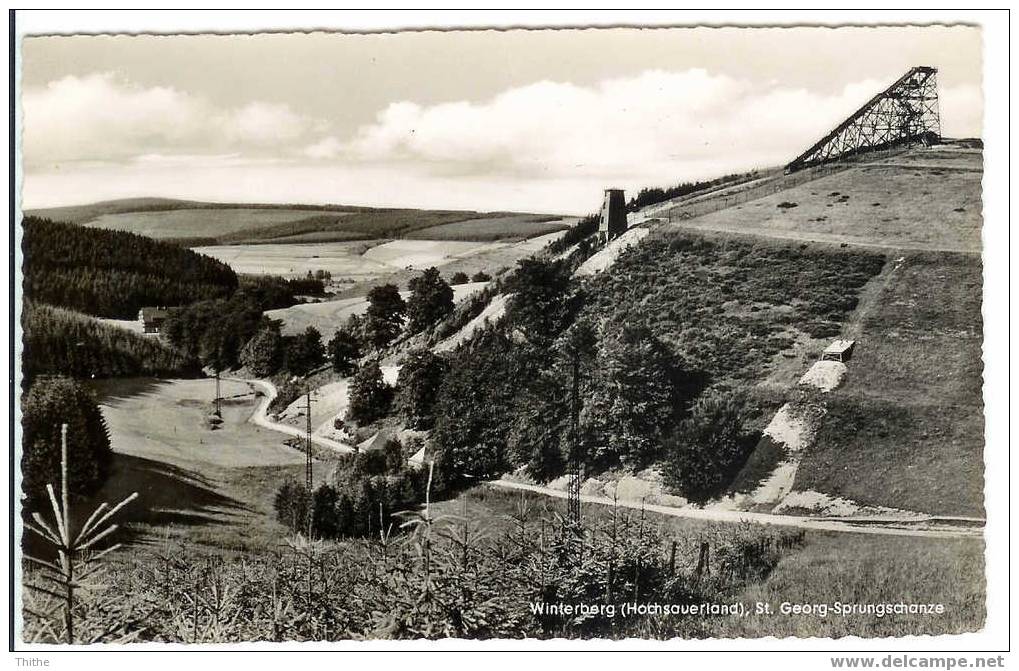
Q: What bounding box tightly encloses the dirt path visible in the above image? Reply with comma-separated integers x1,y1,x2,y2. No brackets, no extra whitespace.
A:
489,479,983,539
233,377,354,454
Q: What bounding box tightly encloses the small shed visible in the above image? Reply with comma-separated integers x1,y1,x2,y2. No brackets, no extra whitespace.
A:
138,307,169,334
821,339,856,363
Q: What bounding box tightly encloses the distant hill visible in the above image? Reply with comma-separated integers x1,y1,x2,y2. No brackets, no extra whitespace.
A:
25,198,569,246
23,216,238,319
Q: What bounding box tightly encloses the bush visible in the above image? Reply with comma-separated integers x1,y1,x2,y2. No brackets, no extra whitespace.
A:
450,271,470,285
21,376,112,501
662,390,754,502
470,271,492,283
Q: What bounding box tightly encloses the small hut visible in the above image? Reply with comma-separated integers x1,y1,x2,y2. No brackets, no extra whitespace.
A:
138,307,169,334
821,339,856,363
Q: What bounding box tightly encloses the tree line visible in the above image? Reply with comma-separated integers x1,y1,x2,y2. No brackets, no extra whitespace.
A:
625,171,759,213
22,302,199,383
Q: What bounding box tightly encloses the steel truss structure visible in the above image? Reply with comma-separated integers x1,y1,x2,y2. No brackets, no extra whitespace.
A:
786,66,940,171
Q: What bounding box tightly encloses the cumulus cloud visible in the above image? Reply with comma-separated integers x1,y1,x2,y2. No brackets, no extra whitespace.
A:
22,73,320,167
22,68,983,213
335,69,983,185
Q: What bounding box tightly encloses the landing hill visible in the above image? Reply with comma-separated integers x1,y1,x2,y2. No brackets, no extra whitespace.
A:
649,144,984,516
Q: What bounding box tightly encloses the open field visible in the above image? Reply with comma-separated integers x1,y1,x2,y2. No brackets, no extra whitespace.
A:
363,239,509,269
23,377,326,556
404,215,572,241
194,229,569,284
192,241,389,278
86,207,353,240
793,252,984,517
28,197,568,246
666,148,982,252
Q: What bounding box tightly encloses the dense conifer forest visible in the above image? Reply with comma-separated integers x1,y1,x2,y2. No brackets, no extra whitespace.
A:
21,303,199,382
22,217,238,318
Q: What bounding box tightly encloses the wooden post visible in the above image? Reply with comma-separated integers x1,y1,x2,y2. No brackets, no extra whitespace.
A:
669,540,677,577
695,540,710,579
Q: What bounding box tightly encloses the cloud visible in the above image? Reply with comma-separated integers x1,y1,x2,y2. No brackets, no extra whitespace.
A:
336,69,984,186
22,73,320,167
22,69,983,213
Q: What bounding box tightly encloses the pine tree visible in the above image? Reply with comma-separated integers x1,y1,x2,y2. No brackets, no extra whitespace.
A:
21,376,112,501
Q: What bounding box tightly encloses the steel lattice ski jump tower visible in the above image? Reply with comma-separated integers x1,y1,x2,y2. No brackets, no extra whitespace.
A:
786,66,940,172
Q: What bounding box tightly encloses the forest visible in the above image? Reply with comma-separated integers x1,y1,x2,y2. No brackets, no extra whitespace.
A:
21,303,199,383
22,216,238,318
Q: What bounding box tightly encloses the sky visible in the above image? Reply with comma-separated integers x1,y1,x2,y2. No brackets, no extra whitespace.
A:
20,25,983,215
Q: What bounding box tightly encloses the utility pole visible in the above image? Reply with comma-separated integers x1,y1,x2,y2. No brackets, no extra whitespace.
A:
304,388,316,538
566,350,582,532
214,369,222,418
305,389,313,492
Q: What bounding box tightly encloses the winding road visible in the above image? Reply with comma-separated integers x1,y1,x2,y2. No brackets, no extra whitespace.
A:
238,378,354,454
233,376,983,538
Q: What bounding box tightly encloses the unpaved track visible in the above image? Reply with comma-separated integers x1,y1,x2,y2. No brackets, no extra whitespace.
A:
232,377,354,454
489,479,984,539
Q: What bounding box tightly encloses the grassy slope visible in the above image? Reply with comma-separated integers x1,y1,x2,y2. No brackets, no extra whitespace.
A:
672,148,982,252
80,378,315,553
580,229,885,388
793,252,984,516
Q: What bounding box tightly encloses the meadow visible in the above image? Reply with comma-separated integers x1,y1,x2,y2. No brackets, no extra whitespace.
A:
405,215,572,242
86,208,354,240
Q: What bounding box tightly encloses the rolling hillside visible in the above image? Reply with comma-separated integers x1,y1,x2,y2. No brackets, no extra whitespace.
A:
26,198,569,245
